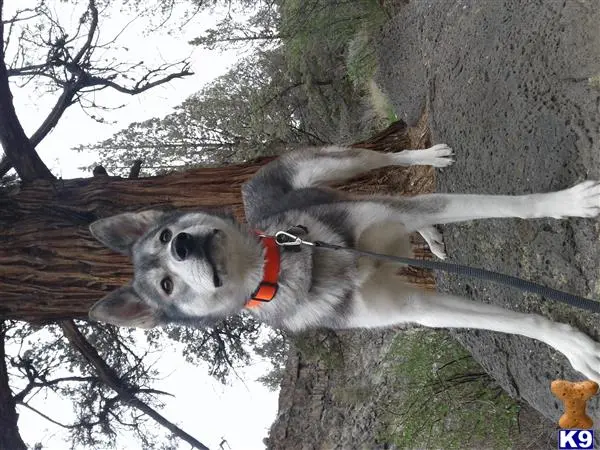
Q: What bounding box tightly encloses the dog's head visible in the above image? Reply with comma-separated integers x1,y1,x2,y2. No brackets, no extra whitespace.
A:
88,210,263,328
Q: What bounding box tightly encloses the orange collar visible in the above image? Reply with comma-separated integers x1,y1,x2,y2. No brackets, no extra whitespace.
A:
246,234,280,309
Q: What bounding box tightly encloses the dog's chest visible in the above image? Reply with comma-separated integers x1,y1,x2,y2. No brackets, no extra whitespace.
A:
251,211,359,329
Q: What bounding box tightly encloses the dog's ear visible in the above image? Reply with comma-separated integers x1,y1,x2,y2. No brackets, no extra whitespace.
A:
89,210,165,254
89,286,161,329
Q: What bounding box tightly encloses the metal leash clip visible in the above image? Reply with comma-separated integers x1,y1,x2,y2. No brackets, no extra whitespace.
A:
274,230,315,247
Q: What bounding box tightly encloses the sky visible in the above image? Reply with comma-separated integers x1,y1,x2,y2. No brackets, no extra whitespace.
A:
11,328,280,450
4,1,280,449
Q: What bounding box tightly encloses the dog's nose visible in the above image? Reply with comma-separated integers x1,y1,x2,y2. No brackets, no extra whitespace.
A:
172,232,194,261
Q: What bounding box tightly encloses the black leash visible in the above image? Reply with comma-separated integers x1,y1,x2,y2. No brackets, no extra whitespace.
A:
273,230,600,314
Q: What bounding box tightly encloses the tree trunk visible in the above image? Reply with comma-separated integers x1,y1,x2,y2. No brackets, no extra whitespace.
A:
0,120,435,323
0,156,276,322
0,13,55,184
0,327,28,450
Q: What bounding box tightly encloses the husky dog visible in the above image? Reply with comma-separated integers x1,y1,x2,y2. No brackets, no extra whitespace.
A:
89,144,600,381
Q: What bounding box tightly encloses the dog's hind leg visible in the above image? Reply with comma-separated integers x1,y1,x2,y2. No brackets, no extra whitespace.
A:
348,277,600,382
390,144,455,168
292,144,455,188
243,144,454,224
417,226,446,259
254,144,455,190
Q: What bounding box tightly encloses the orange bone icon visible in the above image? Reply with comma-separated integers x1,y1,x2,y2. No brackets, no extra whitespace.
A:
551,380,599,429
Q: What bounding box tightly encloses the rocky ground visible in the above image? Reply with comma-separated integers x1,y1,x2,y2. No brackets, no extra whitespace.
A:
375,0,600,426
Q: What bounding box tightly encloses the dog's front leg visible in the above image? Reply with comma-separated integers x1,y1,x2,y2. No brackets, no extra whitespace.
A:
394,181,600,228
348,277,600,381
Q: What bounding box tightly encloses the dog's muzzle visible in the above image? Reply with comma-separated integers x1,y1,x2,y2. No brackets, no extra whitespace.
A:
171,231,222,287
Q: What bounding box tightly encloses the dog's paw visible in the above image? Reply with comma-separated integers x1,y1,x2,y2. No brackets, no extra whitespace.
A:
558,327,600,382
418,226,447,260
393,144,455,168
544,181,600,219
418,144,455,168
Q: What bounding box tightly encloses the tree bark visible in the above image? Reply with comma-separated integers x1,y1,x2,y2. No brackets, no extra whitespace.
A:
0,156,276,322
0,155,11,178
0,325,28,450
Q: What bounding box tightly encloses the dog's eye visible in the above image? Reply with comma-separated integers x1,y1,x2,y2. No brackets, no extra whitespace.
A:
159,229,172,243
161,277,173,295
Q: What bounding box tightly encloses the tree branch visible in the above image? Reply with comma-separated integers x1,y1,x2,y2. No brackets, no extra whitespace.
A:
29,82,80,147
128,159,142,179
60,320,209,450
72,0,98,65
1,7,41,25
84,65,193,95
0,0,193,177
19,402,79,429
5,63,48,76
135,387,175,398
13,374,98,404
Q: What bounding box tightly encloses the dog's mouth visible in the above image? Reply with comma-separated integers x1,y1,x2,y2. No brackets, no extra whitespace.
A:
203,230,223,288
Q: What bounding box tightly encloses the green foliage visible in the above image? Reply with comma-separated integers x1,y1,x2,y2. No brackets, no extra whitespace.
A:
278,0,390,140
189,2,280,50
280,0,386,75
84,0,396,174
78,49,322,175
346,29,378,90
293,330,344,369
377,330,520,449
6,321,172,449
255,329,289,390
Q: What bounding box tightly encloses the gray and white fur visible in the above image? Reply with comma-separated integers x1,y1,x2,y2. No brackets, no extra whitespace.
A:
89,144,600,381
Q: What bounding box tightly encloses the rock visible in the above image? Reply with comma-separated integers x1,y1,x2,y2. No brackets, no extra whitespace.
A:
266,329,400,450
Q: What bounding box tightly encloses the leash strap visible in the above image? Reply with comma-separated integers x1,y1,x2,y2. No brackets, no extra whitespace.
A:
273,231,600,313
